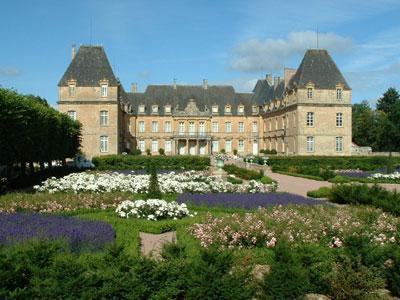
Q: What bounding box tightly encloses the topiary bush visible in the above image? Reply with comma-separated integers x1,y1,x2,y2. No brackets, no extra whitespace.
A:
223,164,263,180
145,163,162,199
307,186,331,198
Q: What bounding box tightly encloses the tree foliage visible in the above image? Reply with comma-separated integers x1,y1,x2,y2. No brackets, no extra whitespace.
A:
0,88,82,172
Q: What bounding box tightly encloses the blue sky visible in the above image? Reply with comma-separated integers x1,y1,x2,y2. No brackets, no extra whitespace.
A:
1,0,400,106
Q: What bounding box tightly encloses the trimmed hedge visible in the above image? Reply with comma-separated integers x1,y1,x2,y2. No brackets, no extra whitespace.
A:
92,155,210,171
329,184,400,216
307,186,331,198
261,156,400,171
223,164,263,180
274,171,324,181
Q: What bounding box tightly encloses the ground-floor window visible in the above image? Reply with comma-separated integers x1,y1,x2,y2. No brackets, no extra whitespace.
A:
225,140,232,153
100,136,108,152
151,140,158,152
335,136,343,152
212,140,219,152
165,140,172,152
306,136,314,152
138,140,145,152
238,140,244,152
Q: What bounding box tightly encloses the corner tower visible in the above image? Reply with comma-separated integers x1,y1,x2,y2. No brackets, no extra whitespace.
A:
58,45,121,158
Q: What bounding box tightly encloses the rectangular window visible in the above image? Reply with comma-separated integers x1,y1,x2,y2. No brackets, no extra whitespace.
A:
306,136,314,153
152,105,158,113
306,112,314,127
336,89,343,100
307,88,313,99
101,85,108,97
199,122,205,135
225,140,232,152
152,121,158,133
275,118,278,130
212,106,218,113
189,122,195,135
138,140,145,152
138,121,145,133
100,110,108,126
269,119,272,131
165,105,171,114
151,140,158,152
179,122,185,135
100,136,108,153
238,122,244,133
225,122,232,133
164,121,171,133
138,105,145,113
68,85,75,97
238,140,244,152
67,110,76,120
252,122,258,133
336,137,343,152
336,113,343,127
238,106,244,114
212,140,219,152
212,122,219,133
165,140,172,152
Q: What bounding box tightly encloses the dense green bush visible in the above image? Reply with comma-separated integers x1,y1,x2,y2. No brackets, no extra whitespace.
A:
227,176,243,184
273,170,324,181
0,240,253,299
92,155,210,171
223,164,263,180
146,163,162,199
130,149,141,156
260,176,274,184
329,184,400,216
329,175,351,184
307,186,331,198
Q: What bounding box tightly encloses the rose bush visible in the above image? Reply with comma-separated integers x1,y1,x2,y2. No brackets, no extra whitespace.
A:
34,171,276,194
115,199,196,221
191,205,399,249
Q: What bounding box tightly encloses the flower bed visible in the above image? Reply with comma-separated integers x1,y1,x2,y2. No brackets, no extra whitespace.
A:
191,206,399,249
34,171,275,194
368,171,400,181
177,192,327,209
0,212,115,251
115,199,195,221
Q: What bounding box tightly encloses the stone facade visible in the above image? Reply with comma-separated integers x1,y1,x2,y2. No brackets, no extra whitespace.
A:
58,46,351,158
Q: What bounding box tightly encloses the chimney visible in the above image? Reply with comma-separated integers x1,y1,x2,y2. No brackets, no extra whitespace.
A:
173,78,177,90
72,44,76,60
284,68,297,88
131,83,137,93
203,79,208,90
266,74,273,85
273,77,280,89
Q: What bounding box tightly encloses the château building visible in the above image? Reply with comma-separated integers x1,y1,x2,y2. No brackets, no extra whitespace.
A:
58,46,352,158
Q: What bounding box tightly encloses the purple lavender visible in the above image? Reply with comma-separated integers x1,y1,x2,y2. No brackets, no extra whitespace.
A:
0,212,115,251
336,171,373,178
177,193,329,209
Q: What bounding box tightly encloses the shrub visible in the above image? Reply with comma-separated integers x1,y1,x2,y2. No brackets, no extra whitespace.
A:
307,186,331,198
131,149,141,156
329,256,385,299
146,163,162,199
158,148,165,155
223,164,262,180
92,155,210,171
233,149,238,155
386,246,400,297
145,149,151,156
260,176,274,184
227,176,243,184
220,149,226,154
329,184,400,216
329,175,350,183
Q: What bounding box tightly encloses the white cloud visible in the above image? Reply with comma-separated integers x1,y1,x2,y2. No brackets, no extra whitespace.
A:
0,67,21,77
230,31,354,73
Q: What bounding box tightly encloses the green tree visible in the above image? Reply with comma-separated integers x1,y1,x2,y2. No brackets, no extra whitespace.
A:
352,101,375,147
145,162,162,199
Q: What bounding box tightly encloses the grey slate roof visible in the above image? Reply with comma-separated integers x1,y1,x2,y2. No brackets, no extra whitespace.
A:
58,46,118,87
126,85,256,116
288,49,351,90
252,79,285,104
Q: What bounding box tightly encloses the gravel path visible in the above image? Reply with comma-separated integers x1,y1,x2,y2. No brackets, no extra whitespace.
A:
140,231,176,259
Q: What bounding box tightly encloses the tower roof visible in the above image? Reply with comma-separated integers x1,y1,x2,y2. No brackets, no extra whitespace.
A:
288,49,351,90
58,45,118,87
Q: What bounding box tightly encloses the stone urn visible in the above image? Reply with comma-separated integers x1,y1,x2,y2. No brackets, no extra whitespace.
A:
216,158,225,169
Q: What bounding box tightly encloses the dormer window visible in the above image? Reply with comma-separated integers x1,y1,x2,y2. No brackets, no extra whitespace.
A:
238,105,244,114
336,88,343,100
101,84,108,97
152,105,158,113
252,105,259,114
138,105,145,113
165,105,171,114
68,84,76,97
307,87,313,99
225,105,231,114
212,105,219,113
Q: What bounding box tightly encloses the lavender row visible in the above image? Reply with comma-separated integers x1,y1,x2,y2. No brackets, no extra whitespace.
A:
0,213,115,251
177,192,329,209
